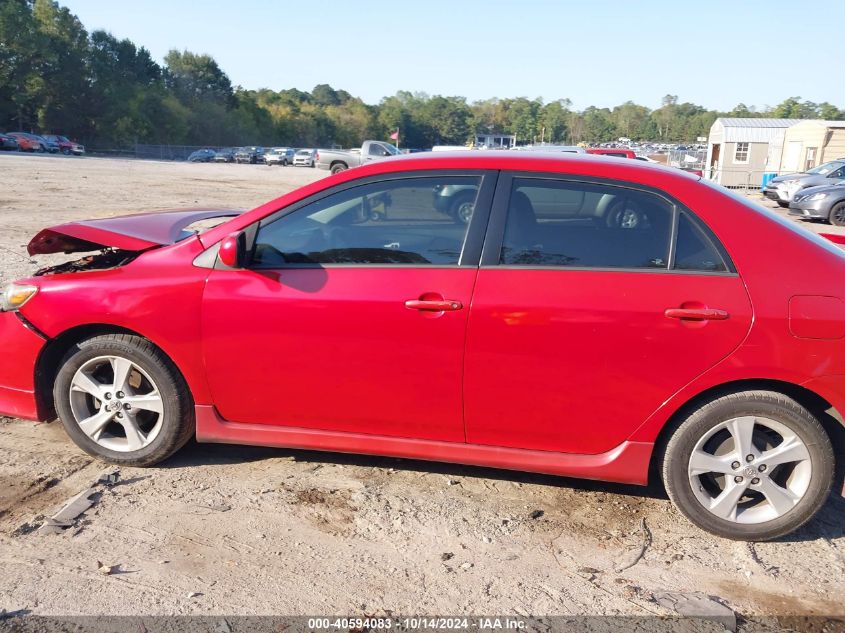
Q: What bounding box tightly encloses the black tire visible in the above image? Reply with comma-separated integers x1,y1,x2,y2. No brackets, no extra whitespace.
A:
661,390,834,540
829,202,845,227
776,201,789,208
330,163,347,175
53,334,195,467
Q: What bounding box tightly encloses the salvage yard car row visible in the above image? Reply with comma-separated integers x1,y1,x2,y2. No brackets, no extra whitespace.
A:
188,146,317,166
0,132,84,155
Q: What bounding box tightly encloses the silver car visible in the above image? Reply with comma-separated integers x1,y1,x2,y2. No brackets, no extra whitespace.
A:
264,147,295,166
763,159,845,207
293,148,316,167
789,182,845,226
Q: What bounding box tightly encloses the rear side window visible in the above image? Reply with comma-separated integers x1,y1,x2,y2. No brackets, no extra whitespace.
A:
500,178,673,269
251,176,480,266
674,212,729,272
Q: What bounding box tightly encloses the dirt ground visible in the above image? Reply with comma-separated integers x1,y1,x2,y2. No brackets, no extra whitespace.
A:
0,153,844,622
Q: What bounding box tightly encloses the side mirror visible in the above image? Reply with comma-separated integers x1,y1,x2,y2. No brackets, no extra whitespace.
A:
219,231,246,268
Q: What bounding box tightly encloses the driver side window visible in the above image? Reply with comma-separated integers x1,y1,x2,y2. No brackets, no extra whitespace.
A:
251,176,480,267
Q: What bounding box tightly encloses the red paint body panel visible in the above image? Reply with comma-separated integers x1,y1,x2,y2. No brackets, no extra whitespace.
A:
17,238,216,406
201,268,477,442
789,295,845,340
28,209,242,255
195,405,654,484
464,270,752,453
3,152,845,487
0,312,44,419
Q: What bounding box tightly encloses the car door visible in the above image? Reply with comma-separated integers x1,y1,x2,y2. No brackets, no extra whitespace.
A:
463,173,753,454
201,171,495,442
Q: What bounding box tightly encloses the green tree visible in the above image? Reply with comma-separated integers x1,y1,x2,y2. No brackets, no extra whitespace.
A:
164,49,234,107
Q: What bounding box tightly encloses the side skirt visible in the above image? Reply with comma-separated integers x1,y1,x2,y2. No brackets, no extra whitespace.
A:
195,405,654,485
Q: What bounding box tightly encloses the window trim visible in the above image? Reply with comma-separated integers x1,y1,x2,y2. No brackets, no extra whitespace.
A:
479,171,736,275
734,142,750,165
245,169,499,269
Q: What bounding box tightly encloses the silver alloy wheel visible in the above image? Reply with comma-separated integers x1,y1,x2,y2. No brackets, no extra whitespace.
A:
456,201,475,224
688,416,812,524
68,355,165,452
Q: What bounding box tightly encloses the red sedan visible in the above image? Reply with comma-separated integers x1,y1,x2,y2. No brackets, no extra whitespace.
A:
1,153,842,540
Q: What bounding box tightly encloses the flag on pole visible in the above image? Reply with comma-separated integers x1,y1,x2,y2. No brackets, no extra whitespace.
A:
390,129,399,140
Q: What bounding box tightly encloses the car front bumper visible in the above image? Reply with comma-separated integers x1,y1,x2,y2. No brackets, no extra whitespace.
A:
0,311,47,420
789,198,831,219
763,186,790,202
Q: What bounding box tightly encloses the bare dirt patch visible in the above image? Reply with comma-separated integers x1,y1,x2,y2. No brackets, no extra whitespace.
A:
0,154,843,619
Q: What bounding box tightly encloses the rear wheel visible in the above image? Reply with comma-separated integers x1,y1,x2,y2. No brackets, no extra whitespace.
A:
662,390,834,540
53,334,194,467
829,202,845,227
331,163,347,175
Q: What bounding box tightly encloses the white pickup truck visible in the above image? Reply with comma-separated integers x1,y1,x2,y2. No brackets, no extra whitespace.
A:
315,140,403,174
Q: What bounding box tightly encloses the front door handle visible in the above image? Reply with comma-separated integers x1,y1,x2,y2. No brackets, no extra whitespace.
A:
665,307,729,321
405,299,463,312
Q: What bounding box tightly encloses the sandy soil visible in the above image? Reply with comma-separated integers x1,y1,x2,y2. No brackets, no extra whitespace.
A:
0,153,844,622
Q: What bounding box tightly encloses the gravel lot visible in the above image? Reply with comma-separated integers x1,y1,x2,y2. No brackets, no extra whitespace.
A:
0,153,844,622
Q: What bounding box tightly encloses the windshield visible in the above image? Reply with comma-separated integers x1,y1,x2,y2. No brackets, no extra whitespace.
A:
385,144,402,155
807,161,845,175
296,150,311,155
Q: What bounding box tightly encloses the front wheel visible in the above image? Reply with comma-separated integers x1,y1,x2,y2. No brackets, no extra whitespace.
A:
449,193,476,225
776,201,789,208
53,334,195,467
662,390,834,540
829,202,845,227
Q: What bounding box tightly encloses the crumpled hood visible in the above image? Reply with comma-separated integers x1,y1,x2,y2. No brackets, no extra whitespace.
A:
28,209,243,255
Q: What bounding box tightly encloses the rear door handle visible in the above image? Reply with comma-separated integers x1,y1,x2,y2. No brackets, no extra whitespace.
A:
665,307,729,321
405,299,463,312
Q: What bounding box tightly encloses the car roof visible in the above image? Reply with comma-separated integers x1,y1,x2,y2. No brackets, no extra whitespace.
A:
354,150,699,182
197,151,699,249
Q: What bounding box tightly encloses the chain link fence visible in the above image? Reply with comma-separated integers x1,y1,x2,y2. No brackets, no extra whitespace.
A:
133,144,227,161
706,168,801,193
666,148,707,172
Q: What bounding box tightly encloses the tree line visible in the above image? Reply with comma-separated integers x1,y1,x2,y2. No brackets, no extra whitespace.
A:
2,0,844,150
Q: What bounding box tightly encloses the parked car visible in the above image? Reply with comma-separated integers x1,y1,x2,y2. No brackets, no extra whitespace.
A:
7,132,46,152
315,140,402,174
586,147,637,159
789,182,845,226
764,160,845,207
264,147,295,166
234,146,265,164
38,135,60,153
293,148,316,167
41,135,85,156
0,133,19,151
4,153,845,541
213,148,236,163
187,149,216,163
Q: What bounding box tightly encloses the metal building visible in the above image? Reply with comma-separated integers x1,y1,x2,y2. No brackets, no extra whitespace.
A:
778,120,845,172
705,118,802,189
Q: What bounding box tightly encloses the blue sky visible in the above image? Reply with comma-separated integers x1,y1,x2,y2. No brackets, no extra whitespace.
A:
62,0,844,111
